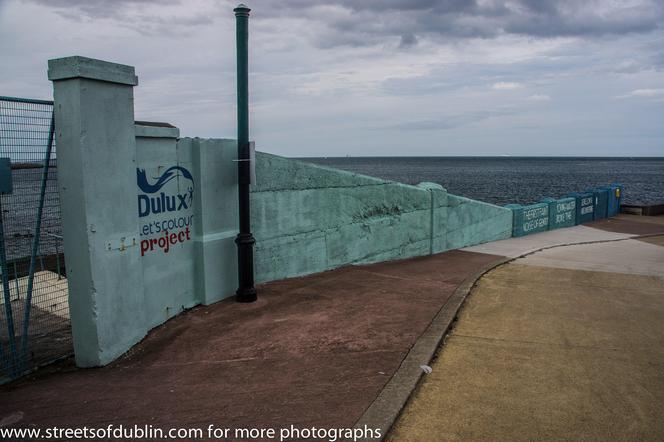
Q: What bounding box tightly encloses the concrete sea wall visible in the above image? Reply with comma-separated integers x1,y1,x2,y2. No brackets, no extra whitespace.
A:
506,185,622,237
251,153,512,282
445,194,513,250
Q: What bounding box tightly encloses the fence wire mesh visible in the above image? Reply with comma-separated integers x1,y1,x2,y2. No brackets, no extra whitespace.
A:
0,96,71,382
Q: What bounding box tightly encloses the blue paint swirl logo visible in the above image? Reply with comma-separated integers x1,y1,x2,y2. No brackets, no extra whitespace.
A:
137,166,194,218
137,166,194,194
137,165,195,256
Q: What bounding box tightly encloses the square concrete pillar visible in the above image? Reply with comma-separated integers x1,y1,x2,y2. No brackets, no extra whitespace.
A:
48,56,146,366
187,138,239,304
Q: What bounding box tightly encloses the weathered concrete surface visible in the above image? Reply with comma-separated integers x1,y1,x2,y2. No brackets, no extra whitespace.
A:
251,153,439,283
188,138,239,306
639,235,664,247
462,224,632,257
353,254,509,441
49,56,146,367
389,233,664,441
0,250,500,436
588,213,664,235
445,195,512,250
251,154,512,284
517,239,664,276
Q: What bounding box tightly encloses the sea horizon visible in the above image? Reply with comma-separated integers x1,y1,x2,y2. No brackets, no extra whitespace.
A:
301,156,664,207
295,155,664,159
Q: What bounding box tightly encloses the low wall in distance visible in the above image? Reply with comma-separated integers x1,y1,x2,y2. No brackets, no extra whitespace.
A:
542,197,576,230
506,184,622,237
508,202,549,237
568,191,596,224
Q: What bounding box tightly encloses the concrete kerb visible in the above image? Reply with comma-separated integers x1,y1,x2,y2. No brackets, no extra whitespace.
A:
353,230,663,441
351,254,511,442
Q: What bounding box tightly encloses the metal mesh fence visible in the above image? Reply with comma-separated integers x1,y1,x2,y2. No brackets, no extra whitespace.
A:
0,96,71,382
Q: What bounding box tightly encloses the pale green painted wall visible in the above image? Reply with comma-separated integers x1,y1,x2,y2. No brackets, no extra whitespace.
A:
50,56,146,367
251,153,513,283
445,194,513,250
251,153,437,282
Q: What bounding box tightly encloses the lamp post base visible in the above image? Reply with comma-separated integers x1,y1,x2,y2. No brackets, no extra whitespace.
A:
236,287,257,303
235,232,256,303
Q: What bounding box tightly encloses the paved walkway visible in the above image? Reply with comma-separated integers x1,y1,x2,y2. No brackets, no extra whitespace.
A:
2,214,662,441
389,217,664,441
0,250,500,438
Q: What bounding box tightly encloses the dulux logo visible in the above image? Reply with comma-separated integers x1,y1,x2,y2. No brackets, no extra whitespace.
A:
137,166,194,218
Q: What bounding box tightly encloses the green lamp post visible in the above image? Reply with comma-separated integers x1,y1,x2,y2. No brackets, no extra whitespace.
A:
234,3,257,302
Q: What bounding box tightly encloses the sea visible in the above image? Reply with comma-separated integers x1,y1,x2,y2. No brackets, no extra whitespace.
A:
300,157,664,206
3,157,662,260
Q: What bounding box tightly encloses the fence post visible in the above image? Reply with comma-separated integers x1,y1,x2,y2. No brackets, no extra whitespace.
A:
48,56,146,367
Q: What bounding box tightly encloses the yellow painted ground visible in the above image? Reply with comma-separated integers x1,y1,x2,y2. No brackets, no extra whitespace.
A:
389,260,664,441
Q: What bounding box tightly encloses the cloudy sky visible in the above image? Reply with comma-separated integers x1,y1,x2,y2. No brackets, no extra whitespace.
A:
1,0,663,157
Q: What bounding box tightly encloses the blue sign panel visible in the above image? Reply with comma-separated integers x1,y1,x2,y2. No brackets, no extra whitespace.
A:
508,202,549,237
568,192,594,224
541,197,576,230
589,188,608,220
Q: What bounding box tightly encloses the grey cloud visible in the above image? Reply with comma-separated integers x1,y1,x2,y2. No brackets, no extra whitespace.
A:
382,73,462,96
3,0,662,157
503,2,662,37
379,57,573,98
380,108,515,131
650,49,664,69
26,0,212,36
28,0,181,19
259,0,664,48
399,32,418,47
26,0,664,46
